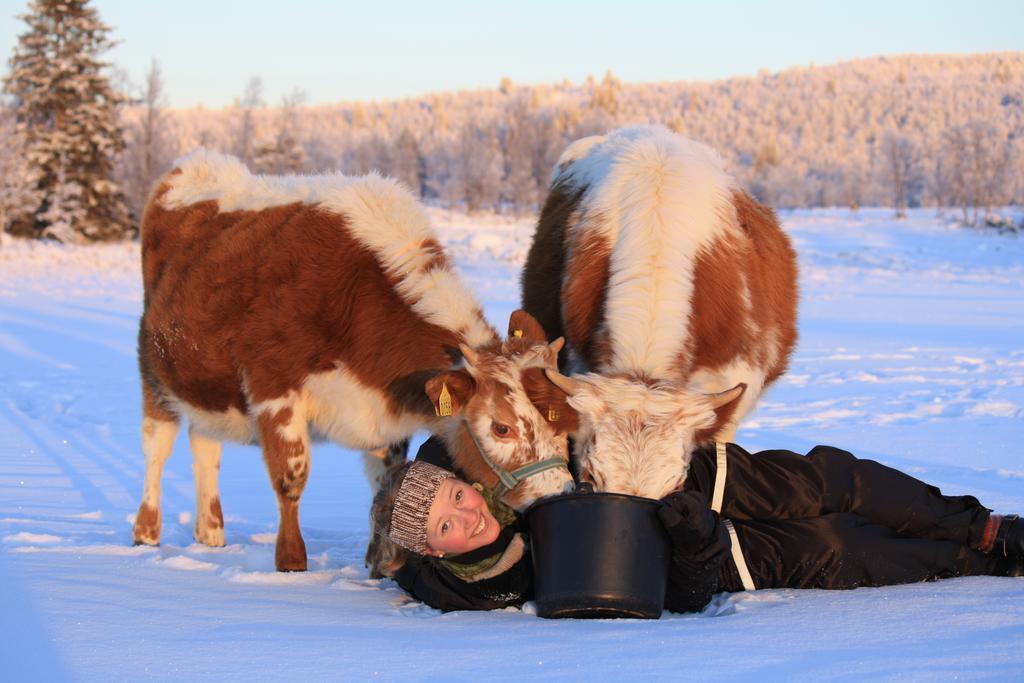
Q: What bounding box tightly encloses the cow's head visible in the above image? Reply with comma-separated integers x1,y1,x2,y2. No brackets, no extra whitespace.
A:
425,311,576,511
545,370,745,500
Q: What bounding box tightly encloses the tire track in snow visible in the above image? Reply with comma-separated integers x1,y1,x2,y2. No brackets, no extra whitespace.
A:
0,399,170,521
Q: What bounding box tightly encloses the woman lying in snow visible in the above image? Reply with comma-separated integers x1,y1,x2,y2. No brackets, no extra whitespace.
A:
370,437,1024,613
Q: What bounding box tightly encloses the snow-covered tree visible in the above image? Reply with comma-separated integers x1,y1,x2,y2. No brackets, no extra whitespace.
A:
501,96,543,210
942,120,1018,226
252,89,307,174
390,127,426,197
452,123,503,212
36,150,86,242
0,105,36,235
880,131,919,218
589,70,622,118
103,52,1021,216
117,59,176,219
3,0,132,241
345,130,392,177
231,77,263,166
425,137,459,207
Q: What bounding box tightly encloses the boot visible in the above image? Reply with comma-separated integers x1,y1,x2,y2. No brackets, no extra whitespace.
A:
995,514,1023,558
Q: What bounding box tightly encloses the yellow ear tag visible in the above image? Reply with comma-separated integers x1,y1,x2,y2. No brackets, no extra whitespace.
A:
513,329,523,338
548,407,560,422
437,382,453,417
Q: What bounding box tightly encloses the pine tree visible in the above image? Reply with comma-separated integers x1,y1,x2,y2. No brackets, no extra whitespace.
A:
3,0,132,241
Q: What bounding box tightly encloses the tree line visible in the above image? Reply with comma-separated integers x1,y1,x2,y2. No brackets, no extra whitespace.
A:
2,0,1022,242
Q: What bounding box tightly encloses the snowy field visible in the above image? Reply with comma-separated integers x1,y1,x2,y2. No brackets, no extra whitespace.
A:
1,207,1022,681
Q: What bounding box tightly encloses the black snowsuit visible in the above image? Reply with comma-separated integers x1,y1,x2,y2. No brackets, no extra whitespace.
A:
666,442,1011,613
393,438,1014,614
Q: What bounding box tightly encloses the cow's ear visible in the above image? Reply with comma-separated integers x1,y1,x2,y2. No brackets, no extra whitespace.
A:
540,337,565,368
425,370,476,417
507,310,549,344
692,384,746,445
521,367,580,436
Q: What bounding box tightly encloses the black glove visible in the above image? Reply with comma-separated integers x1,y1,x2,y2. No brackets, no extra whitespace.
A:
658,490,730,614
658,489,720,550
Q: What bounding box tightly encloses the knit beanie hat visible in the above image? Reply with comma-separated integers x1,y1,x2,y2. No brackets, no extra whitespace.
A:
387,461,454,554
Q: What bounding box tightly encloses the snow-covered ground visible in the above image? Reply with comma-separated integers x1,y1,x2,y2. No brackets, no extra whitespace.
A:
1,207,1022,681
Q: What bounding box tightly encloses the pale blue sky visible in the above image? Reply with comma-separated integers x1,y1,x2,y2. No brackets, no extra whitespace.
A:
1,0,1021,108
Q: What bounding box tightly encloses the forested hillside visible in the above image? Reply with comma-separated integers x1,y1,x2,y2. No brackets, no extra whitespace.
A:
4,52,1022,233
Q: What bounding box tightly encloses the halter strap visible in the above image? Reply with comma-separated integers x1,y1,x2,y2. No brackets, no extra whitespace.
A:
462,421,568,498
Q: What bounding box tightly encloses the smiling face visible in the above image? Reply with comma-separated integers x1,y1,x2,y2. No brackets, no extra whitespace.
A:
546,371,746,500
424,478,501,556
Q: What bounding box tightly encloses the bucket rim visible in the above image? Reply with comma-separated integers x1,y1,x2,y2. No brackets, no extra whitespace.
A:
525,490,663,518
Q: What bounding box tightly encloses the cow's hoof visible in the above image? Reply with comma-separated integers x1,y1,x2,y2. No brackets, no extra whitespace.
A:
194,523,225,547
275,543,308,572
133,504,161,546
276,557,308,572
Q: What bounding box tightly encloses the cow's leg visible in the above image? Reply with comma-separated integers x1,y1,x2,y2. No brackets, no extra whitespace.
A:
362,439,409,493
189,428,225,547
133,386,180,546
257,399,310,572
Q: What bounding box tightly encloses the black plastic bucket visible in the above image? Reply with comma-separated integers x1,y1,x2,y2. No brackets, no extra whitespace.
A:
527,490,671,619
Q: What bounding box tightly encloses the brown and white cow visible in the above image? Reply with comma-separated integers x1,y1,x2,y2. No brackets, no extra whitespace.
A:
522,125,798,499
133,150,573,571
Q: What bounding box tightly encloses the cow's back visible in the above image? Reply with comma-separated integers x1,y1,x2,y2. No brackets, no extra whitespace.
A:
523,126,797,391
139,150,495,444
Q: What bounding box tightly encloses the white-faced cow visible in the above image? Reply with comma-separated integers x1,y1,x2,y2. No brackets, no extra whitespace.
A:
133,150,573,571
521,125,798,499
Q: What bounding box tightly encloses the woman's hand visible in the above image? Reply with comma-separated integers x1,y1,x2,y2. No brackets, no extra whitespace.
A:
658,490,719,549
658,489,730,614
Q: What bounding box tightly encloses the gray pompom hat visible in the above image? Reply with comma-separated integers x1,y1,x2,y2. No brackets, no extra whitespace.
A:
388,461,454,554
